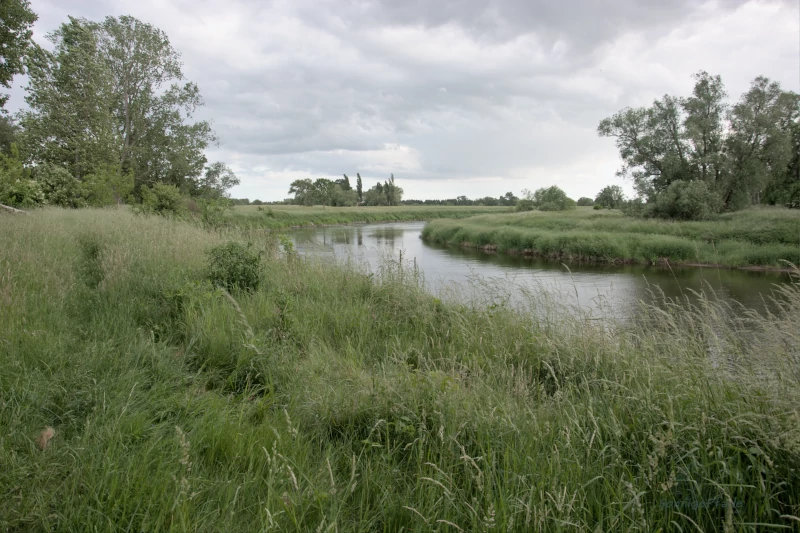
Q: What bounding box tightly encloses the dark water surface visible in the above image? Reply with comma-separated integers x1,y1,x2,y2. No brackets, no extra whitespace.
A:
289,222,792,318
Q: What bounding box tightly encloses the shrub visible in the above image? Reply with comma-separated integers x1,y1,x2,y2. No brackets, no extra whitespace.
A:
522,185,576,211
648,180,721,220
34,164,84,208
139,183,188,217
593,204,602,210
515,199,536,212
207,241,262,291
0,144,44,208
82,165,134,206
198,197,233,228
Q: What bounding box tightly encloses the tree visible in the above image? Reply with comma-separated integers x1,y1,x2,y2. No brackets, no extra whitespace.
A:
288,178,314,206
337,173,352,191
595,185,625,209
726,77,799,207
499,191,518,206
599,71,800,215
518,186,575,211
576,197,594,206
0,0,37,108
362,176,404,206
683,72,727,185
19,17,119,179
0,116,18,153
196,162,239,199
356,173,363,203
19,15,217,194
648,180,720,220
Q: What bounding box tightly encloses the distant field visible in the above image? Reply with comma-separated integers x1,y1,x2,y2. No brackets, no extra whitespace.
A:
227,205,511,229
422,206,800,269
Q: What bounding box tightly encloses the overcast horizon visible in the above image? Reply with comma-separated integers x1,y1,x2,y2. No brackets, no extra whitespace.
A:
6,0,799,202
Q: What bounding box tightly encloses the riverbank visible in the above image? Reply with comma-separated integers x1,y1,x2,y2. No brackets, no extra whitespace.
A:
227,205,511,230
421,206,800,270
2,208,799,531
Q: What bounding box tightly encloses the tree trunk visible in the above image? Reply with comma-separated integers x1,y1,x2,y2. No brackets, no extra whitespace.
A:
0,203,28,214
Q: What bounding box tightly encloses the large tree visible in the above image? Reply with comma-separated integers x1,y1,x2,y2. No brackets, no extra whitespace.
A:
19,15,216,192
19,17,118,178
0,0,37,109
599,71,799,212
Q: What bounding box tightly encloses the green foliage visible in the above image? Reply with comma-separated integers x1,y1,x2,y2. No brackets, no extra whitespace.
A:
576,197,594,206
207,241,262,291
648,180,721,221
519,185,576,211
34,163,83,208
81,165,134,206
18,15,221,196
0,0,37,108
197,197,233,228
196,162,239,199
595,185,626,208
599,71,799,213
593,204,602,210
139,183,187,217
515,198,535,212
0,143,43,207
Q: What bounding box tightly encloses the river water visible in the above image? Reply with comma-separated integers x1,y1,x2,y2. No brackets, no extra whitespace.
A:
289,221,792,319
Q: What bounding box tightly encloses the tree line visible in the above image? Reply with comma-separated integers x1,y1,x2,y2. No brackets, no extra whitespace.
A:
0,2,239,217
599,71,799,219
287,173,403,206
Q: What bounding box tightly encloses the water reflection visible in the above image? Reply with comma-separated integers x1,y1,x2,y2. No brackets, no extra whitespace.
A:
289,222,791,318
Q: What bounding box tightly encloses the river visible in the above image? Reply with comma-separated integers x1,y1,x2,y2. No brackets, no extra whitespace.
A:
289,221,793,319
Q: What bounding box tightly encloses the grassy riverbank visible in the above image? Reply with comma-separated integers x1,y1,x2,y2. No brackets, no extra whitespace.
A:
2,208,799,531
227,205,511,229
422,206,800,269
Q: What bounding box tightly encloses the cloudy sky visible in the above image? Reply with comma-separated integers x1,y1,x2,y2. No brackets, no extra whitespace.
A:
7,0,799,201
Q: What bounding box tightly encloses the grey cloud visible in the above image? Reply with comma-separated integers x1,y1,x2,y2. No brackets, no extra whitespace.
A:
8,0,800,201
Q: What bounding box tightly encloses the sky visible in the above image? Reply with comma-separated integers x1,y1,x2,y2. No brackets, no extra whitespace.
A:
6,0,800,202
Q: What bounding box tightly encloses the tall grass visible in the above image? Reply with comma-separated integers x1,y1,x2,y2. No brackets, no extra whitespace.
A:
1,208,799,532
227,205,511,230
422,206,800,269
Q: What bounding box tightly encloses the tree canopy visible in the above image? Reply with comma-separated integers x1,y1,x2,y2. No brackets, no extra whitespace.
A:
599,71,800,216
0,0,37,109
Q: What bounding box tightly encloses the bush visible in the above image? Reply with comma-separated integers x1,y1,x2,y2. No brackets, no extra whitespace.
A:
139,183,187,217
207,241,262,292
82,165,134,206
0,144,44,208
648,180,721,220
577,197,594,206
524,185,576,211
593,204,602,210
515,199,536,212
34,164,84,208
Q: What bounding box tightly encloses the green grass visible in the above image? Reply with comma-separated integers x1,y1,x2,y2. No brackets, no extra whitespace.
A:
227,205,512,229
2,207,800,531
421,206,800,269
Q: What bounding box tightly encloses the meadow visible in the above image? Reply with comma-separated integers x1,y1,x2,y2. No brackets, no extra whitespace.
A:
1,208,799,532
226,205,511,230
421,206,800,269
